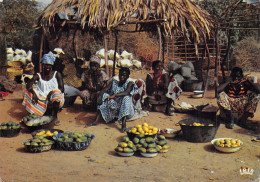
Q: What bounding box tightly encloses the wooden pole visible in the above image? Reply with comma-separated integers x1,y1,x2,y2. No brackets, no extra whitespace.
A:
215,27,220,98
104,34,109,76
39,28,44,73
203,42,211,98
113,31,118,77
157,24,162,61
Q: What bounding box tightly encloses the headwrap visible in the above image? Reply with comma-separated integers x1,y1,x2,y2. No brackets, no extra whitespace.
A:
40,51,56,65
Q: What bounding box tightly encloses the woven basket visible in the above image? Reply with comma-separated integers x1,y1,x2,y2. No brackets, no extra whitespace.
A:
6,68,23,80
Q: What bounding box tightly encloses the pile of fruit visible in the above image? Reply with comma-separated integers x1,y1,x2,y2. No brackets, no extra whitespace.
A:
128,123,158,136
114,136,137,153
34,130,59,137
23,135,54,147
56,132,93,143
22,113,40,122
181,122,214,127
0,121,21,130
115,123,171,157
214,138,242,148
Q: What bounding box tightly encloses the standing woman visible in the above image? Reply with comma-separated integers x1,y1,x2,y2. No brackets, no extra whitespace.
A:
145,60,182,115
88,67,138,132
217,67,260,129
22,51,64,125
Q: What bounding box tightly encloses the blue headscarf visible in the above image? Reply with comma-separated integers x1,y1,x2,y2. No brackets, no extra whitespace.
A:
40,51,56,65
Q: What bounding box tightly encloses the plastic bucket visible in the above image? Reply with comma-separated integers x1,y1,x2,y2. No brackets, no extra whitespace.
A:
178,117,219,143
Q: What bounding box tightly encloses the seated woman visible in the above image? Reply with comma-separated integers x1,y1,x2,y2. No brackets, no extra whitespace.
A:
88,67,138,132
217,67,260,129
22,51,65,125
144,60,182,116
79,55,109,110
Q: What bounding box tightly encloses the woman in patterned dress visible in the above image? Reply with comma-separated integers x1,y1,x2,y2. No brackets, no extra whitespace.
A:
144,60,182,116
88,67,138,132
80,56,109,110
22,51,64,125
217,67,260,129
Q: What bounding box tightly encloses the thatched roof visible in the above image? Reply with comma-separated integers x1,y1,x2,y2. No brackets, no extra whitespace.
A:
39,0,214,43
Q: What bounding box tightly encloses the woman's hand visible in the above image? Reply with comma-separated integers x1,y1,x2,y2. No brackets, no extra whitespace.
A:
107,94,116,102
32,93,38,104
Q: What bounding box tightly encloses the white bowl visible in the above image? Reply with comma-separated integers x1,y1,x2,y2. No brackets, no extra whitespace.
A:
192,94,203,98
159,128,181,138
193,90,204,95
211,138,243,153
116,151,134,157
140,152,158,158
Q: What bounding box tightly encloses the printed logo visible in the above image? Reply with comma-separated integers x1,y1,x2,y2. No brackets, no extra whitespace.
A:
240,167,254,176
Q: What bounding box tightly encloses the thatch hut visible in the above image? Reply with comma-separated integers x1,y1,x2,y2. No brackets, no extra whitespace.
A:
35,0,215,89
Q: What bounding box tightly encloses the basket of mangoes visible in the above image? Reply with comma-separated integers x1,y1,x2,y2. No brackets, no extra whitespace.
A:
21,114,54,131
126,122,158,140
114,136,136,157
53,131,95,151
0,121,21,137
22,135,54,153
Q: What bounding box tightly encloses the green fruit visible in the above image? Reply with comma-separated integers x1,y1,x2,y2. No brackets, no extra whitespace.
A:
148,143,156,148
122,136,130,142
118,142,128,148
131,146,137,152
57,138,63,142
146,137,155,143
80,136,88,142
33,139,41,143
136,144,142,149
1,122,7,126
133,137,139,144
127,141,134,148
115,146,124,152
31,142,38,146
84,133,91,138
142,142,148,148
158,139,167,146
157,135,166,140
123,147,133,153
139,147,146,153
137,133,145,138
8,121,13,125
71,134,78,139
65,138,73,143
147,148,157,153
12,126,17,129
25,142,31,146
139,138,146,144
7,126,12,130
155,146,161,152
76,138,82,142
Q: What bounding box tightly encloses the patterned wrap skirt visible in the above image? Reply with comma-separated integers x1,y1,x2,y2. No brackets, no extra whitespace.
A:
217,91,260,118
22,89,64,116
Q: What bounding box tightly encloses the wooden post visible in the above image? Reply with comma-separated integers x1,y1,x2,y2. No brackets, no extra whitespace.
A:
157,24,162,61
215,26,219,98
113,31,118,77
39,28,44,73
104,34,109,76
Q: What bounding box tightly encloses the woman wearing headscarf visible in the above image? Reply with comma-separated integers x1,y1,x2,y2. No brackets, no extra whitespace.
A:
144,60,182,116
88,67,138,132
80,55,109,110
22,51,64,125
217,67,260,129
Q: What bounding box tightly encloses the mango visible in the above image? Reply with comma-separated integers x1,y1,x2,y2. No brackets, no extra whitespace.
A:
147,148,157,153
157,135,166,140
122,136,130,142
148,143,156,148
118,142,128,148
123,147,133,153
146,137,155,143
162,144,171,149
133,137,139,144
139,147,146,153
139,138,146,144
127,141,134,148
158,140,167,146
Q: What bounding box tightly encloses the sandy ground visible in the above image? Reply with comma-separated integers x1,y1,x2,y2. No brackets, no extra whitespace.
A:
0,70,260,182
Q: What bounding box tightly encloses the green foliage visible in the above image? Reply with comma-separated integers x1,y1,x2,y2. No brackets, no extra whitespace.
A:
0,0,40,50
